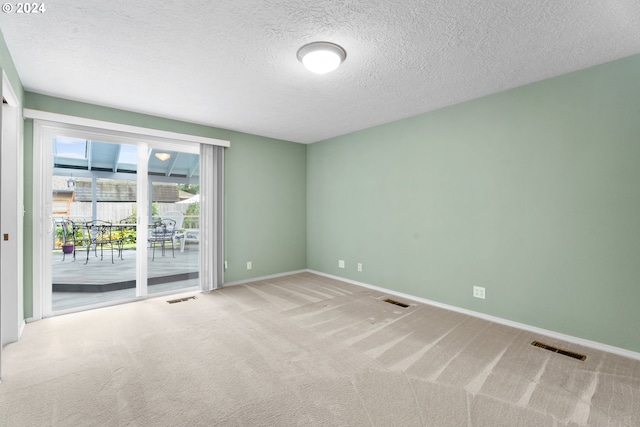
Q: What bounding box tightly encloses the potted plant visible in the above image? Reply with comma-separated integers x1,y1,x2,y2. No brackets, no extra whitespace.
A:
62,242,74,254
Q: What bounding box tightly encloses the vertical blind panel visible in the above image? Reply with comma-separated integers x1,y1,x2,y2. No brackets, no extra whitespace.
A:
199,144,224,291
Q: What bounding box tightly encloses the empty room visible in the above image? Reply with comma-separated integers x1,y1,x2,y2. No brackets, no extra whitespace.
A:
1,1,639,426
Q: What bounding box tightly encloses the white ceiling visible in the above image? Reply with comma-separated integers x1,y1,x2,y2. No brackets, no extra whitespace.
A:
1,1,639,144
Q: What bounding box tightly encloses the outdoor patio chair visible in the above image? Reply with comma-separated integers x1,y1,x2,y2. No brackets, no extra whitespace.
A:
83,220,123,264
161,211,186,250
161,211,184,229
148,219,177,261
119,216,137,224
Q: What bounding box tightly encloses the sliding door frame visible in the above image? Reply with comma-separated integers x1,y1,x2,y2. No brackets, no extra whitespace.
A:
31,115,228,319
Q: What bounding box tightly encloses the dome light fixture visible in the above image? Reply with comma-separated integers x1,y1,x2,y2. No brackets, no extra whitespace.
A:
155,152,171,161
297,41,346,74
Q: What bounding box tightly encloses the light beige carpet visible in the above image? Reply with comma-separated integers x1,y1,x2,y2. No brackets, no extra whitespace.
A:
1,273,638,426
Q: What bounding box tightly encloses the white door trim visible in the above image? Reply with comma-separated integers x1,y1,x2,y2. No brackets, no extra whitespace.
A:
1,71,23,346
136,143,148,298
31,121,52,320
23,109,230,147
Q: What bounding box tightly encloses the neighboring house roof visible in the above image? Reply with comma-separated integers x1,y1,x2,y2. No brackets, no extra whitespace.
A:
52,189,74,201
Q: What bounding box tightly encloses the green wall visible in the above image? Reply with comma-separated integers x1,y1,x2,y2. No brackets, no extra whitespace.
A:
225,132,307,281
307,54,640,353
0,30,23,104
21,93,307,317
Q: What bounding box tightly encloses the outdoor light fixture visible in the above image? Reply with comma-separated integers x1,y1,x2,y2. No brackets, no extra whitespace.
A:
155,152,171,161
67,177,76,188
297,41,346,74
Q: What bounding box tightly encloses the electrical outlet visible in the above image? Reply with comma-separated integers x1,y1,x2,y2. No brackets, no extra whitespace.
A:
357,263,362,272
473,286,485,299
247,261,252,270
338,260,345,268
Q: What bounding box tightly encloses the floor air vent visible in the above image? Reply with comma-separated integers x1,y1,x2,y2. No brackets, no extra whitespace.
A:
531,341,586,361
167,296,197,304
382,298,410,308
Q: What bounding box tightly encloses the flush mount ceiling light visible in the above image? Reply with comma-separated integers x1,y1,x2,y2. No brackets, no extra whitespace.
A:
297,41,346,74
155,152,171,161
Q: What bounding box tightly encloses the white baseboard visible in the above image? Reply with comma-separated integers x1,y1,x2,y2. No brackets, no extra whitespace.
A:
307,270,640,361
222,269,308,288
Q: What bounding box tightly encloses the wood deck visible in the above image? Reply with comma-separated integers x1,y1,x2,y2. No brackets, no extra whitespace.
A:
52,244,199,311
53,245,199,290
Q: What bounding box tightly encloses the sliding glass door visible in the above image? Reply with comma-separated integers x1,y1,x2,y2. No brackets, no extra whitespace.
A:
47,131,200,314
51,138,139,311
146,148,200,295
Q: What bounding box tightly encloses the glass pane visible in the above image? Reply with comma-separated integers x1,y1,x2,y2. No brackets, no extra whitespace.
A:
147,150,200,294
51,140,138,311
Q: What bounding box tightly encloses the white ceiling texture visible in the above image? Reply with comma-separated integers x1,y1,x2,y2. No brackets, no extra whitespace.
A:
1,1,639,144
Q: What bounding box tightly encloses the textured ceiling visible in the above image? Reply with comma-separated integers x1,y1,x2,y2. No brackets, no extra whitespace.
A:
1,1,639,143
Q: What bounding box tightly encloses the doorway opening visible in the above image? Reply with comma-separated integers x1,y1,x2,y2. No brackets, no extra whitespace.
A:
50,137,201,312
36,122,204,316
